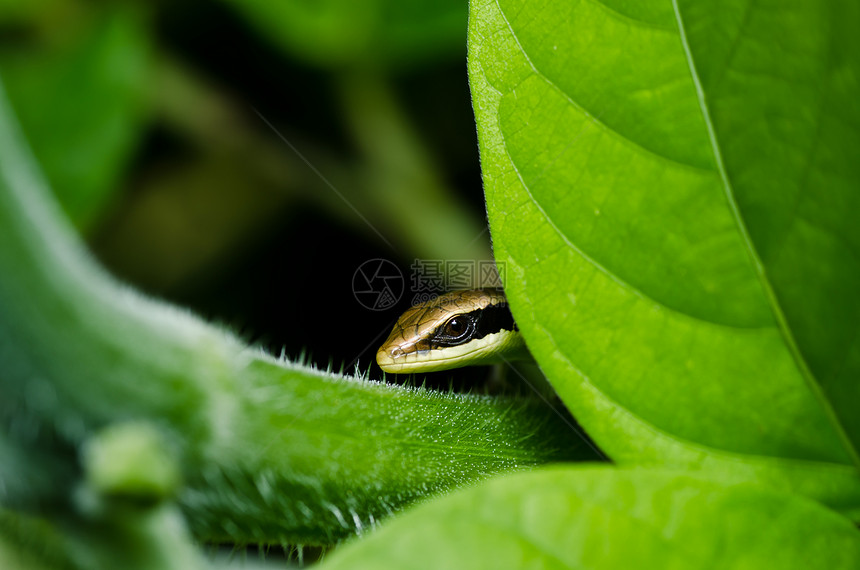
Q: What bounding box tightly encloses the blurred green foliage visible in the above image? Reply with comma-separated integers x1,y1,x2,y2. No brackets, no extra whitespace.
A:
1,2,150,230
0,0,492,375
222,0,468,68
0,0,487,275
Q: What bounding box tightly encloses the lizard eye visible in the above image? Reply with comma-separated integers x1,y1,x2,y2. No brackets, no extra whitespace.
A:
435,314,476,346
445,317,467,336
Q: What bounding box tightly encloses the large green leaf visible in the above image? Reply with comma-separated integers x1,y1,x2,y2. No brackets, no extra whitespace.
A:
468,0,860,512
319,466,860,569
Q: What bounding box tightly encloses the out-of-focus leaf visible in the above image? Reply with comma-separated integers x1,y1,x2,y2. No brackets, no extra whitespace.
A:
319,466,860,569
1,5,150,230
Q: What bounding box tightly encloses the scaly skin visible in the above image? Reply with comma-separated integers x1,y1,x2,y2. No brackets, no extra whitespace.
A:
376,289,528,373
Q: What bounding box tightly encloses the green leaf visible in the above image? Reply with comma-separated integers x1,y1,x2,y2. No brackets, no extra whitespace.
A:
218,0,467,68
319,466,860,569
468,0,860,513
0,73,588,552
1,5,151,230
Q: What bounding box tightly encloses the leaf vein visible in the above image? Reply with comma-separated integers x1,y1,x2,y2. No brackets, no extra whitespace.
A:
494,0,712,174
586,0,676,32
